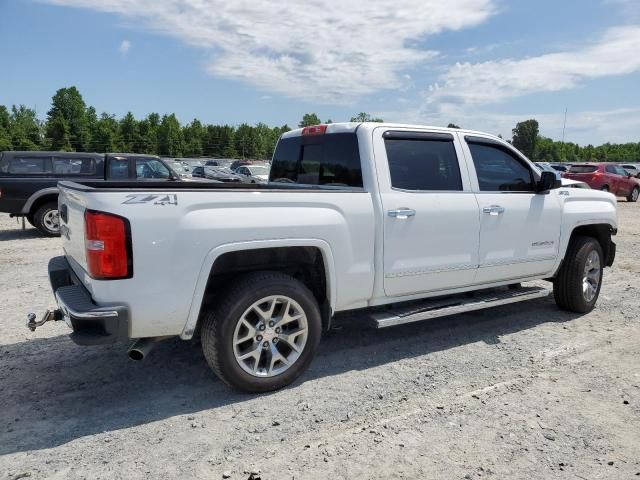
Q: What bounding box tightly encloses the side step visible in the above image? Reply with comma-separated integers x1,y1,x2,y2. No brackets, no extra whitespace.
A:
370,286,551,329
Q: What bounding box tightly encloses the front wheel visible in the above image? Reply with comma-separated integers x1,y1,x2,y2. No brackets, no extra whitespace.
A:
33,202,60,237
628,187,639,202
553,236,603,313
201,271,322,392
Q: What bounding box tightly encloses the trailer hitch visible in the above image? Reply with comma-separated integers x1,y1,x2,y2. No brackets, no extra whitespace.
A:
26,309,63,332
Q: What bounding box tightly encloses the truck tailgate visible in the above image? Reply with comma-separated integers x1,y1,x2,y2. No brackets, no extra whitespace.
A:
58,185,90,274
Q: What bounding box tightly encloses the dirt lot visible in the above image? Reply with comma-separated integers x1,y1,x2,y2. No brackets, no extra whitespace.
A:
0,205,639,480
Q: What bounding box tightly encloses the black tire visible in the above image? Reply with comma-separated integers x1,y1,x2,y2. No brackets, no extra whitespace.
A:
600,185,609,192
201,271,322,393
553,236,603,313
627,186,639,202
26,215,36,228
33,202,60,237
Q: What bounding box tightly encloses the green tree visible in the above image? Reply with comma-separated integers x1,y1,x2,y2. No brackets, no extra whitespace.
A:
511,119,539,158
9,105,42,150
183,119,204,157
0,106,12,151
119,112,139,152
447,123,461,129
90,113,120,153
298,113,321,127
350,112,384,122
46,114,73,151
47,86,90,151
157,114,184,156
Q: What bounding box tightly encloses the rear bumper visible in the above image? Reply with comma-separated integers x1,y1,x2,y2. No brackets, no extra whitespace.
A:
48,256,129,345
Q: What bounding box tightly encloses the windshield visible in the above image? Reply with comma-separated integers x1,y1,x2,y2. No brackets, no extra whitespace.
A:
248,166,269,175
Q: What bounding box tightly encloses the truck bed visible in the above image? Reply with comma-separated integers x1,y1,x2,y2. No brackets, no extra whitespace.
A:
59,180,365,192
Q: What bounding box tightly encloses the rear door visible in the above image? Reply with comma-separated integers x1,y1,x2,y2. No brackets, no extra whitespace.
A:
462,136,561,283
604,165,621,194
374,129,481,296
613,165,632,196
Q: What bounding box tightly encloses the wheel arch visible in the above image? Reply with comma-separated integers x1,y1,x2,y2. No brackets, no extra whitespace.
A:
22,188,59,216
180,239,337,339
556,223,616,276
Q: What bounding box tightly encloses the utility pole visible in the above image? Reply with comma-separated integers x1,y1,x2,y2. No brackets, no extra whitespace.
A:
561,108,568,162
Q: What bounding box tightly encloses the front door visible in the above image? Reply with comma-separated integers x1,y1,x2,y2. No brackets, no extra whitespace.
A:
463,137,562,284
377,130,481,296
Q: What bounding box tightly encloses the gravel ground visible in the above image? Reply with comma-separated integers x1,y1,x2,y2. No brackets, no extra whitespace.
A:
0,204,639,480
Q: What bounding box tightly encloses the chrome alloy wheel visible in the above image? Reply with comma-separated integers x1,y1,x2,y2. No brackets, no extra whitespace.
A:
632,188,639,202
232,295,309,377
43,209,60,233
582,250,601,303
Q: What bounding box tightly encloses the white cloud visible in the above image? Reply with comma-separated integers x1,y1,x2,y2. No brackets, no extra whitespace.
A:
43,0,496,102
376,103,640,145
119,39,130,55
426,26,640,107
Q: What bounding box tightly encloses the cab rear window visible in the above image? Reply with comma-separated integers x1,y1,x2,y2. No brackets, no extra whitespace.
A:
569,165,598,173
270,133,363,187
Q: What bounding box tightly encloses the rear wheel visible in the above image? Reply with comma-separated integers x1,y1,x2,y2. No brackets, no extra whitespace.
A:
600,185,609,192
627,187,639,202
201,271,322,393
33,202,60,237
553,236,603,313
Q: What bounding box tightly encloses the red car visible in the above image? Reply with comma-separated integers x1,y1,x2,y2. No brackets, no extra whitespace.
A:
563,163,640,202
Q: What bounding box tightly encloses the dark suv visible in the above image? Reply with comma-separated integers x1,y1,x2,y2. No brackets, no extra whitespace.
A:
0,151,179,235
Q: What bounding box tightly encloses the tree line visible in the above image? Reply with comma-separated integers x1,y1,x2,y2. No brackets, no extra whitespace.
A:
1,87,638,162
511,119,640,163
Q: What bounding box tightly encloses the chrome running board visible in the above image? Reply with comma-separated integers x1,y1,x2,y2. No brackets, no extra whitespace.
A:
370,286,551,329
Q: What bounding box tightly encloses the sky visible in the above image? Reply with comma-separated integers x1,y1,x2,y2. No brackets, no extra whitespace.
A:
1,0,640,145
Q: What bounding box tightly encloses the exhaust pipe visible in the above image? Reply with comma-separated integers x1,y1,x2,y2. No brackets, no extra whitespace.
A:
128,336,171,361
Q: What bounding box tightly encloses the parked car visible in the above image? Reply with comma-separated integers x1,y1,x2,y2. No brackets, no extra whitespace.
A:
561,178,590,189
192,166,243,183
563,163,640,201
550,163,570,173
167,160,192,177
0,151,182,235
620,163,640,178
236,164,270,183
230,160,252,171
32,123,617,393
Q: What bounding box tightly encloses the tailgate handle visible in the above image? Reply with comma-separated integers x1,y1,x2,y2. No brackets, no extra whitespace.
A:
60,204,68,223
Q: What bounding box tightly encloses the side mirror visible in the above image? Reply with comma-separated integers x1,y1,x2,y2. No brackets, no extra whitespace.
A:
537,171,561,192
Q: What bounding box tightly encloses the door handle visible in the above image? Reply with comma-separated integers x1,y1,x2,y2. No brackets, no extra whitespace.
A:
483,205,505,216
388,208,416,219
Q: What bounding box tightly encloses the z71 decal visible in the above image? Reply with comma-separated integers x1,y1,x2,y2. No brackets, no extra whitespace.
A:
122,194,178,206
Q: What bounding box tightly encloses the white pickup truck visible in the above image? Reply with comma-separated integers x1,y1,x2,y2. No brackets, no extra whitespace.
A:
29,123,618,392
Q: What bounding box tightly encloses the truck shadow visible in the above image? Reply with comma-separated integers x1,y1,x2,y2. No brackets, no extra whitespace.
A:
0,226,42,241
0,297,582,455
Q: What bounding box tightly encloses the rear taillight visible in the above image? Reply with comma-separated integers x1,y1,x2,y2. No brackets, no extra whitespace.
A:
84,210,132,279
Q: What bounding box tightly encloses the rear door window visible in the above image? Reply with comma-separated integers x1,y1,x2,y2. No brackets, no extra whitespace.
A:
270,133,362,187
8,156,53,174
384,135,462,191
